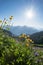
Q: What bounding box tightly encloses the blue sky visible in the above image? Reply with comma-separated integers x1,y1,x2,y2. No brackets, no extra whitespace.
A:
0,0,43,30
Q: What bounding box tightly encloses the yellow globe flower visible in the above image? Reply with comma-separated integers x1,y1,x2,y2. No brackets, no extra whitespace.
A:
26,43,29,47
9,16,13,20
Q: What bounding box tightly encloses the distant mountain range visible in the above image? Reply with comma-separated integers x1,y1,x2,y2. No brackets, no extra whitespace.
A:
10,26,39,36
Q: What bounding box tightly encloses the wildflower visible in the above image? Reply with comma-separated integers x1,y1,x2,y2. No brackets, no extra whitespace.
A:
26,43,29,47
9,16,13,20
34,52,39,56
29,39,33,42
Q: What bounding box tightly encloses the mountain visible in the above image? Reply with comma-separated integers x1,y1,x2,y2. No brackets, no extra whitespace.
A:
10,26,39,36
30,31,43,44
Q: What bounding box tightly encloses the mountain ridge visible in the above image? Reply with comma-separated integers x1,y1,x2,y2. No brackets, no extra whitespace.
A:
10,26,39,36
30,31,43,44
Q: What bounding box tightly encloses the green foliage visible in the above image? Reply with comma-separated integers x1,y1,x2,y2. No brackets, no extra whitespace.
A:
0,29,43,65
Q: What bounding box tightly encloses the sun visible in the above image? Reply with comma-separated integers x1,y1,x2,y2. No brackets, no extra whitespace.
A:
25,9,35,19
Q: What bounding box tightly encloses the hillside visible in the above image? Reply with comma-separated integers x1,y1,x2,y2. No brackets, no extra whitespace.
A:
30,31,43,44
0,29,16,45
0,29,13,37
